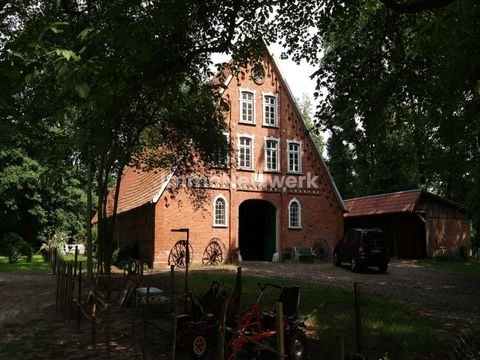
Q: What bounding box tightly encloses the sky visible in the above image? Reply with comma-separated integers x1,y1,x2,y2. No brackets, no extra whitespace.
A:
267,43,318,104
211,43,318,108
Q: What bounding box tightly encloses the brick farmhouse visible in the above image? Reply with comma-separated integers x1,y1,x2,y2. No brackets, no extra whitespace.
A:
109,51,346,268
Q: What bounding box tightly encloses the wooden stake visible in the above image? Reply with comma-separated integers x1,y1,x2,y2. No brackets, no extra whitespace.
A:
276,301,285,360
354,282,363,354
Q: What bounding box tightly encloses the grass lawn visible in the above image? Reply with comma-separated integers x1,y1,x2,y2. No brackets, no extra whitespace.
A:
415,258,480,275
0,254,52,274
146,269,449,360
0,254,89,274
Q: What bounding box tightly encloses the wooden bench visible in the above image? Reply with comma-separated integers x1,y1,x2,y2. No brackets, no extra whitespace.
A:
294,247,315,263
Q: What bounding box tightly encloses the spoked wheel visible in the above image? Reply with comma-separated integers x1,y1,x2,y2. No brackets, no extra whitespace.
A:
287,329,308,360
202,238,226,265
168,240,193,268
190,333,209,359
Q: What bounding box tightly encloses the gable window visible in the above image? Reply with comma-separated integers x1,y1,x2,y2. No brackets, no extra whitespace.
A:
265,138,279,172
213,195,228,227
287,140,302,173
288,199,302,229
238,135,254,170
240,90,255,124
263,94,278,127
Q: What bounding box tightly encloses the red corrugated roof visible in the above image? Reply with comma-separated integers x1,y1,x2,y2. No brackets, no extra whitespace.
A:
344,189,422,218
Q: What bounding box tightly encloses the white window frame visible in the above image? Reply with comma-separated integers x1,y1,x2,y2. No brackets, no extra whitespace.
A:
287,140,302,174
288,198,302,229
262,92,278,127
213,194,228,227
239,88,256,125
237,134,255,170
264,137,280,172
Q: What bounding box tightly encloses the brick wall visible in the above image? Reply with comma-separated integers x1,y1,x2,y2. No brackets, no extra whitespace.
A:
151,54,345,268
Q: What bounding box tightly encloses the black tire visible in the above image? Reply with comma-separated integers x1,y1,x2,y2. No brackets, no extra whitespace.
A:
351,257,360,272
379,263,388,273
286,329,308,360
190,333,209,359
333,252,341,266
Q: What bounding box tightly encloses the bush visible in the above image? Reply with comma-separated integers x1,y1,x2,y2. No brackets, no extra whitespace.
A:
0,233,33,263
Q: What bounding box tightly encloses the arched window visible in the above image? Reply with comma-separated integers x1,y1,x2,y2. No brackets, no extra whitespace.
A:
288,199,301,229
213,195,228,227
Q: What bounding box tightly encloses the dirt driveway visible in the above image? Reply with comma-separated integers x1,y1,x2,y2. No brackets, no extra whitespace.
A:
241,259,480,319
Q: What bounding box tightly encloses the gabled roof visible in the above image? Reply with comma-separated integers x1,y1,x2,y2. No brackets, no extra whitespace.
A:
266,48,347,212
344,189,423,218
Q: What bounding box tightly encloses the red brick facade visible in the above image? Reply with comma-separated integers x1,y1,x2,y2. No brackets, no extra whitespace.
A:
113,52,346,268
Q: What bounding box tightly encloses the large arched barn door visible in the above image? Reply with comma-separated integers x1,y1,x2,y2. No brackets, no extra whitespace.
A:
238,200,276,261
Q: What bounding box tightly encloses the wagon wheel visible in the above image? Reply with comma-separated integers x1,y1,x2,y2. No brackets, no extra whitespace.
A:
202,238,226,265
312,238,330,261
168,240,193,268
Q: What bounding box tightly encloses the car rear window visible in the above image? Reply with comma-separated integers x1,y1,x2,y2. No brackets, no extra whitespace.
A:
362,231,386,248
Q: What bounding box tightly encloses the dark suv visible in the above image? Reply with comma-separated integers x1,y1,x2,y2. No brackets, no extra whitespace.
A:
333,228,389,273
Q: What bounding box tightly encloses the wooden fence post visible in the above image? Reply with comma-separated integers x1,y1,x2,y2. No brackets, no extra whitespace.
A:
354,282,363,354
336,335,345,360
276,301,285,360
77,261,82,330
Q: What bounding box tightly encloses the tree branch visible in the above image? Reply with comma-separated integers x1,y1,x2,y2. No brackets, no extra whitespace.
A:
380,0,456,13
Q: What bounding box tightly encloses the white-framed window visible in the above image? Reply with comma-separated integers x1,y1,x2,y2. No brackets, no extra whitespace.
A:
213,195,228,227
240,90,255,124
264,137,280,172
288,198,302,229
287,140,302,173
263,93,278,127
237,135,254,170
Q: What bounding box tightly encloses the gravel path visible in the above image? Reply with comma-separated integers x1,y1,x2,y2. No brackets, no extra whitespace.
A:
240,259,480,318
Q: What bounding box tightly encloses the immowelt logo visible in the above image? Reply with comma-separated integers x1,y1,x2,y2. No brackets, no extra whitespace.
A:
172,172,319,190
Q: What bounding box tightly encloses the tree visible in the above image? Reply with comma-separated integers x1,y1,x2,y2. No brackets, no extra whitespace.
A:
2,0,280,274
297,93,324,155
273,0,480,247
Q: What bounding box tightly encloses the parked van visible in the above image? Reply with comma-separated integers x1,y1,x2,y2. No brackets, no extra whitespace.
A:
333,228,389,273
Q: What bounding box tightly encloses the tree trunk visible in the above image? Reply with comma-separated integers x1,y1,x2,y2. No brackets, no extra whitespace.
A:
86,156,93,280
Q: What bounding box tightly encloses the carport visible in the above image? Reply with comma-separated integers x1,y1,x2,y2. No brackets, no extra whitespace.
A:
344,189,470,258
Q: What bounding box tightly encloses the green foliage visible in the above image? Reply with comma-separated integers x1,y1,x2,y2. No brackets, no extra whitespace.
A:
0,233,32,264
272,1,480,246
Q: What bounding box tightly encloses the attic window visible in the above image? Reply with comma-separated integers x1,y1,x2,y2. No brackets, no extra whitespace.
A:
263,94,278,127
240,90,255,124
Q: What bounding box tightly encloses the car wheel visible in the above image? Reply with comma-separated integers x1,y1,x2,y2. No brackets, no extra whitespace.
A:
379,263,388,273
333,252,341,266
190,333,209,359
351,258,360,272
286,329,308,360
